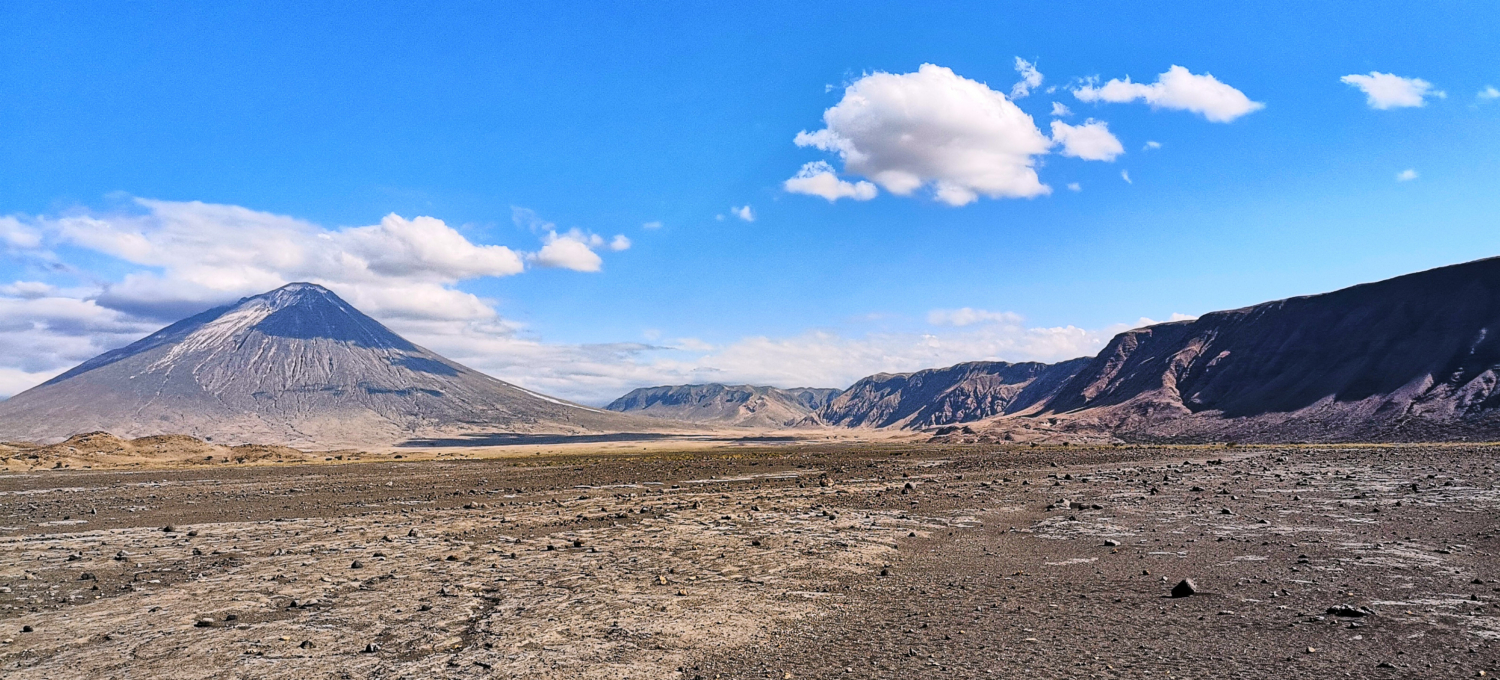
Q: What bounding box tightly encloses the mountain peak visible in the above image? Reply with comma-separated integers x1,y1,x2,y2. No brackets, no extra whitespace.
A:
0,282,645,445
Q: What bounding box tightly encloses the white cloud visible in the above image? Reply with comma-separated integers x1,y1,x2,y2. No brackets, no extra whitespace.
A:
1049,119,1124,161
1073,65,1264,122
0,217,42,249
1481,86,1500,100
40,199,528,321
1143,140,1162,150
927,307,1024,327
1396,168,1418,182
642,221,663,230
1066,183,1081,192
0,281,56,299
1340,72,1443,109
731,205,754,222
1132,312,1198,328
531,230,604,272
1121,171,1132,184
1011,57,1043,99
1050,102,1072,117
0,294,159,395
793,63,1053,206
512,207,628,272
783,161,878,202
672,337,715,352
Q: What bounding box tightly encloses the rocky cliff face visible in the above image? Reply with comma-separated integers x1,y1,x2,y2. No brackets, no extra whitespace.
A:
605,384,841,428
0,283,648,446
1024,256,1500,442
816,359,1091,429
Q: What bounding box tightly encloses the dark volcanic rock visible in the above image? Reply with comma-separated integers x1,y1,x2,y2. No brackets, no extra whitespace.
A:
1032,256,1500,443
1171,579,1198,598
816,359,1091,429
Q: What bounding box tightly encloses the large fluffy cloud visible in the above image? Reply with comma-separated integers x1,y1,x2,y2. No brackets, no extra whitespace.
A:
46,199,529,321
792,64,1055,206
1340,72,1443,109
1073,65,1264,122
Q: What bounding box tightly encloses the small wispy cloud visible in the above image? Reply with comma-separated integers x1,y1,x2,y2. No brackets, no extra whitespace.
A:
1143,140,1162,150
1396,168,1418,182
642,221,663,230
1121,170,1132,184
731,205,755,222
1341,72,1444,109
1480,86,1500,101
1010,57,1044,99
1066,182,1081,192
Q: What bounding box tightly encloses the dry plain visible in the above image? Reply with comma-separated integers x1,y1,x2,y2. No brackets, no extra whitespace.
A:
0,440,1498,678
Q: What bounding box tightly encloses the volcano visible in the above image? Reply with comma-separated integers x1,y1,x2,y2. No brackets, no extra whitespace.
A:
0,283,648,446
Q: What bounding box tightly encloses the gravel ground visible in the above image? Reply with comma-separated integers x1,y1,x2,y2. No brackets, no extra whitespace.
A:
0,443,1496,678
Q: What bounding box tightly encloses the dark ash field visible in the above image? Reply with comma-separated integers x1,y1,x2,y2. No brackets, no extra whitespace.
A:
1,442,1497,678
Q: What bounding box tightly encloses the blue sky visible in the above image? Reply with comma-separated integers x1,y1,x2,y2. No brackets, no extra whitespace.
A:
2,2,1498,403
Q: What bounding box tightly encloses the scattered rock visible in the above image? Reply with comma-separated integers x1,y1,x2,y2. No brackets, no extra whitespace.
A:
1171,579,1198,598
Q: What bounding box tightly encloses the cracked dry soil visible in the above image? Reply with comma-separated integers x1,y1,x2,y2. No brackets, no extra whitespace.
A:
0,443,1497,678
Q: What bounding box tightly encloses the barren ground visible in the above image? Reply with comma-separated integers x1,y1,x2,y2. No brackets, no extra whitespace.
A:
0,442,1497,678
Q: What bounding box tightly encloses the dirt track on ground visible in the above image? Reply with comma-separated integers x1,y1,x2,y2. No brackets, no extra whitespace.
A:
0,443,1496,678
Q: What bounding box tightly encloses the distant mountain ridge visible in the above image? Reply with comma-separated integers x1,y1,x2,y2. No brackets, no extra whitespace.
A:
615,256,1500,443
0,283,652,446
605,384,841,428
816,359,1090,429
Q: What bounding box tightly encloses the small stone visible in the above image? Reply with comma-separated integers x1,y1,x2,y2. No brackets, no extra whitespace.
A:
350,560,364,569
195,618,214,628
1103,539,1120,547
21,625,33,633
1171,579,1198,598
1306,647,1316,654
363,643,381,653
163,525,176,533
300,640,315,649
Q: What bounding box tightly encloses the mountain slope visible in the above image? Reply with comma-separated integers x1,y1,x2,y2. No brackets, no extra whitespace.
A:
605,384,840,428
1025,256,1500,442
816,359,1091,429
0,283,652,446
